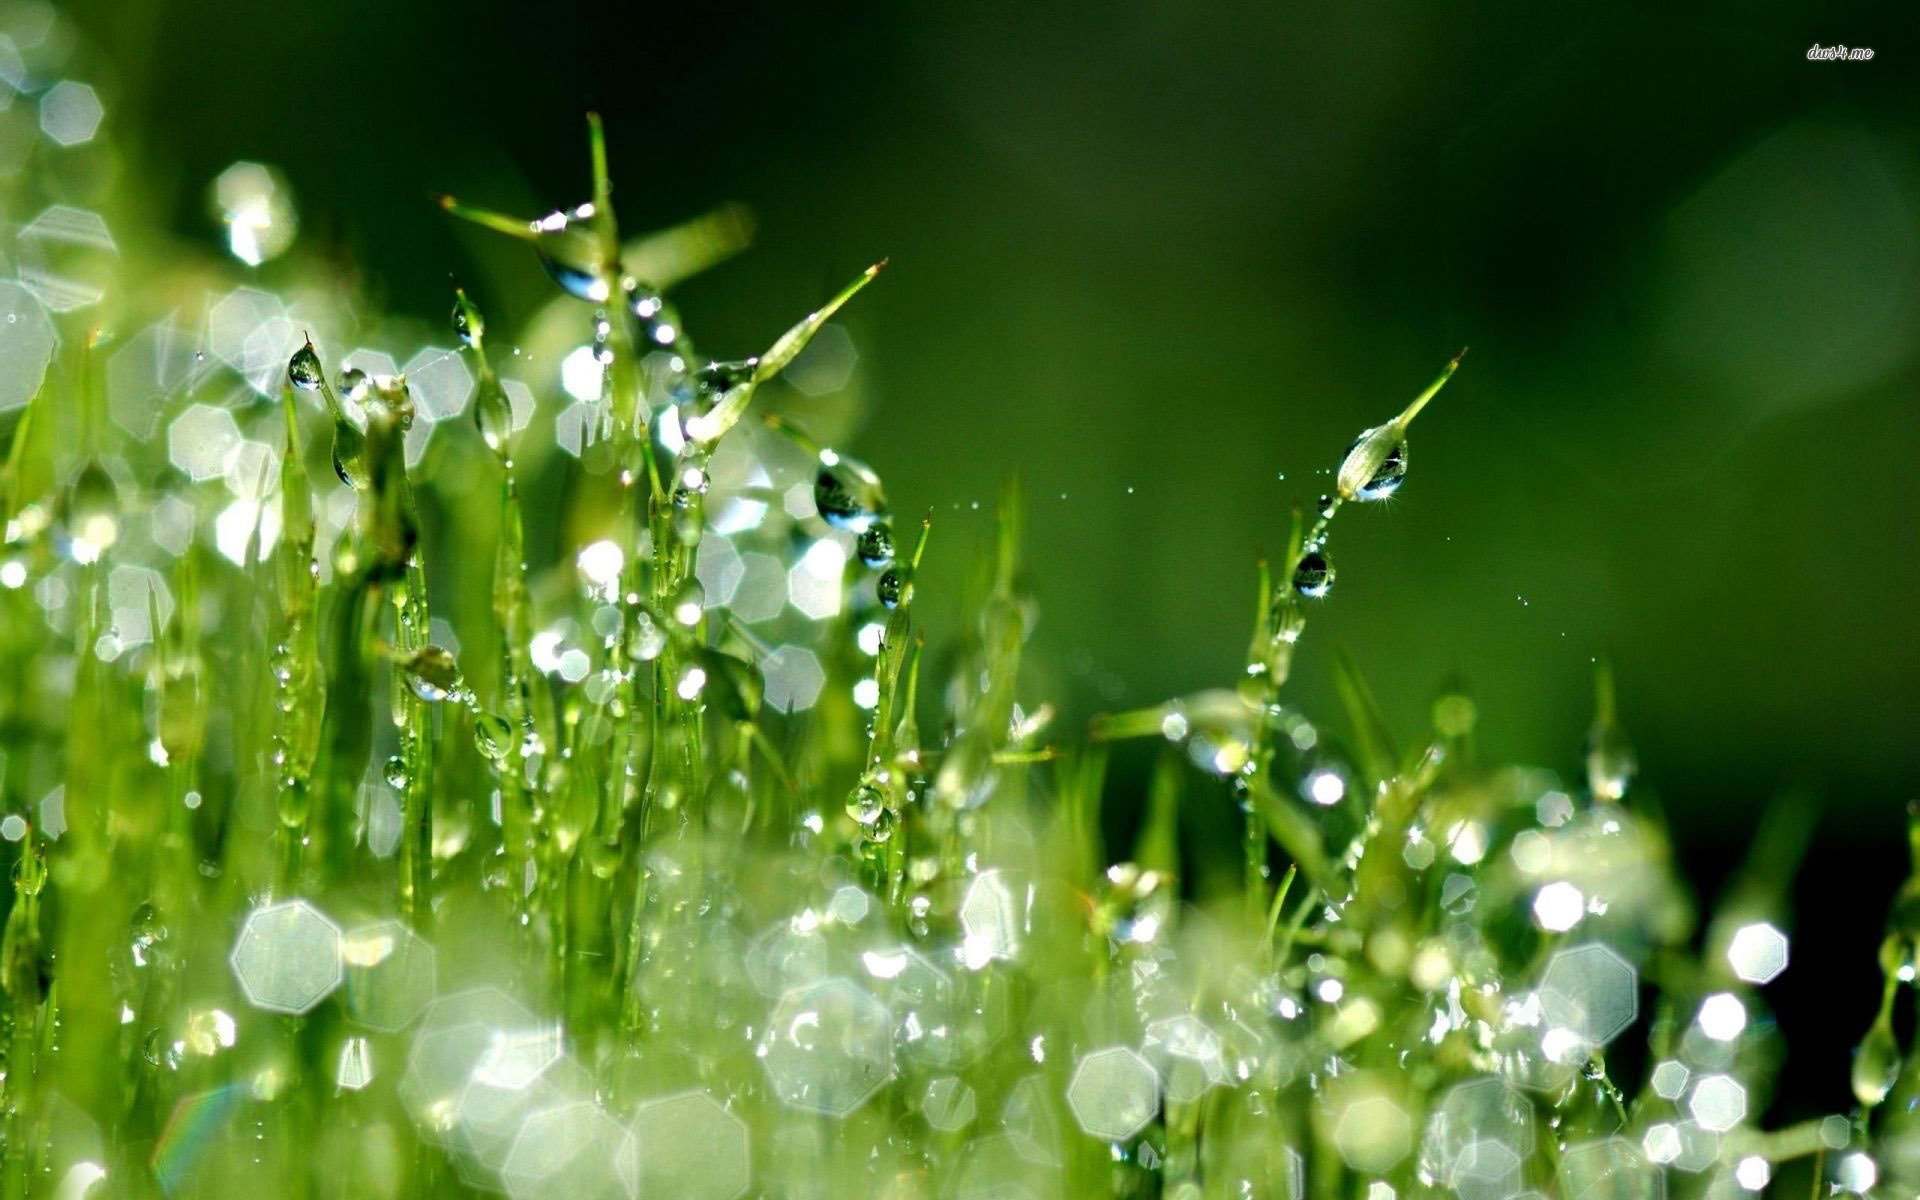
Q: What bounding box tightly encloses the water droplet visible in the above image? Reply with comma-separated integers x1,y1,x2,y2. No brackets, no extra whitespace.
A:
1291,552,1333,599
64,461,121,562
384,756,410,790
288,342,323,391
1853,1019,1899,1107
451,298,481,348
473,712,513,762
814,451,887,534
473,380,513,457
541,254,610,304
1341,429,1407,500
338,367,370,405
846,781,886,826
625,280,683,349
400,644,461,703
1316,494,1336,518
856,523,895,568
876,568,908,609
331,418,369,490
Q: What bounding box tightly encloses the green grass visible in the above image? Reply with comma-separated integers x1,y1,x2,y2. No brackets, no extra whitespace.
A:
0,115,1913,1200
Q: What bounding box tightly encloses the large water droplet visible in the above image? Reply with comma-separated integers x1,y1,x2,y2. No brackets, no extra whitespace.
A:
814,451,887,534
1291,552,1333,599
331,419,369,490
288,343,324,391
1853,1019,1900,1107
401,645,462,703
540,254,610,304
1342,428,1407,500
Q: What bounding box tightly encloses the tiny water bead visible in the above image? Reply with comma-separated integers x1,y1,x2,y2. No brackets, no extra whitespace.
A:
876,568,908,610
856,522,895,568
1291,551,1334,598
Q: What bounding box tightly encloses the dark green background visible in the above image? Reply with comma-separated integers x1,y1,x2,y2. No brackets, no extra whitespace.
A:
65,0,1920,1107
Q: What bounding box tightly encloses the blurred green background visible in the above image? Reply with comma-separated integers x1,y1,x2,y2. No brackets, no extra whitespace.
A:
51,0,1920,1102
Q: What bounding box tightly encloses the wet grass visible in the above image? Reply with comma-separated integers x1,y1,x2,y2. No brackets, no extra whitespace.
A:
0,117,1914,1200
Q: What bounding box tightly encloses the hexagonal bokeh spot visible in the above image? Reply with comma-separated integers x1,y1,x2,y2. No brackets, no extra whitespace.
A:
1538,943,1638,1049
785,539,845,620
0,280,56,413
1687,1073,1747,1133
1000,1073,1065,1167
17,205,116,312
730,553,788,623
1727,922,1789,985
1558,1137,1663,1200
403,347,475,422
108,323,204,438
1327,1088,1414,1175
168,404,242,481
500,1100,627,1200
960,870,1021,965
228,899,343,1015
1066,1046,1158,1142
399,987,540,1135
624,1091,750,1200
760,977,894,1117
745,918,831,998
1144,1015,1230,1103
1453,1139,1525,1200
343,919,438,1031
1420,1076,1535,1188
922,1076,977,1132
206,287,297,395
783,323,857,396
212,160,297,266
952,1133,1056,1200
39,80,103,146
761,645,824,714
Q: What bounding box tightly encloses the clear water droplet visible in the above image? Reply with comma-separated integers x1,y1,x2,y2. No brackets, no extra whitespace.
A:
814,451,887,534
64,461,121,561
1292,552,1334,599
1853,1020,1899,1107
846,781,886,826
876,568,908,610
288,343,324,391
400,644,461,703
338,367,370,405
473,712,513,762
451,298,481,349
856,523,895,569
1342,429,1408,500
384,756,410,790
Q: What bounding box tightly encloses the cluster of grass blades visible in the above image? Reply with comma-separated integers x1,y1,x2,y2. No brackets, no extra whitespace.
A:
1,108,1917,1200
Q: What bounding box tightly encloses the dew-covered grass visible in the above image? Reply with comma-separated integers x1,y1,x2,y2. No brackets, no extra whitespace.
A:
0,80,1914,1200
